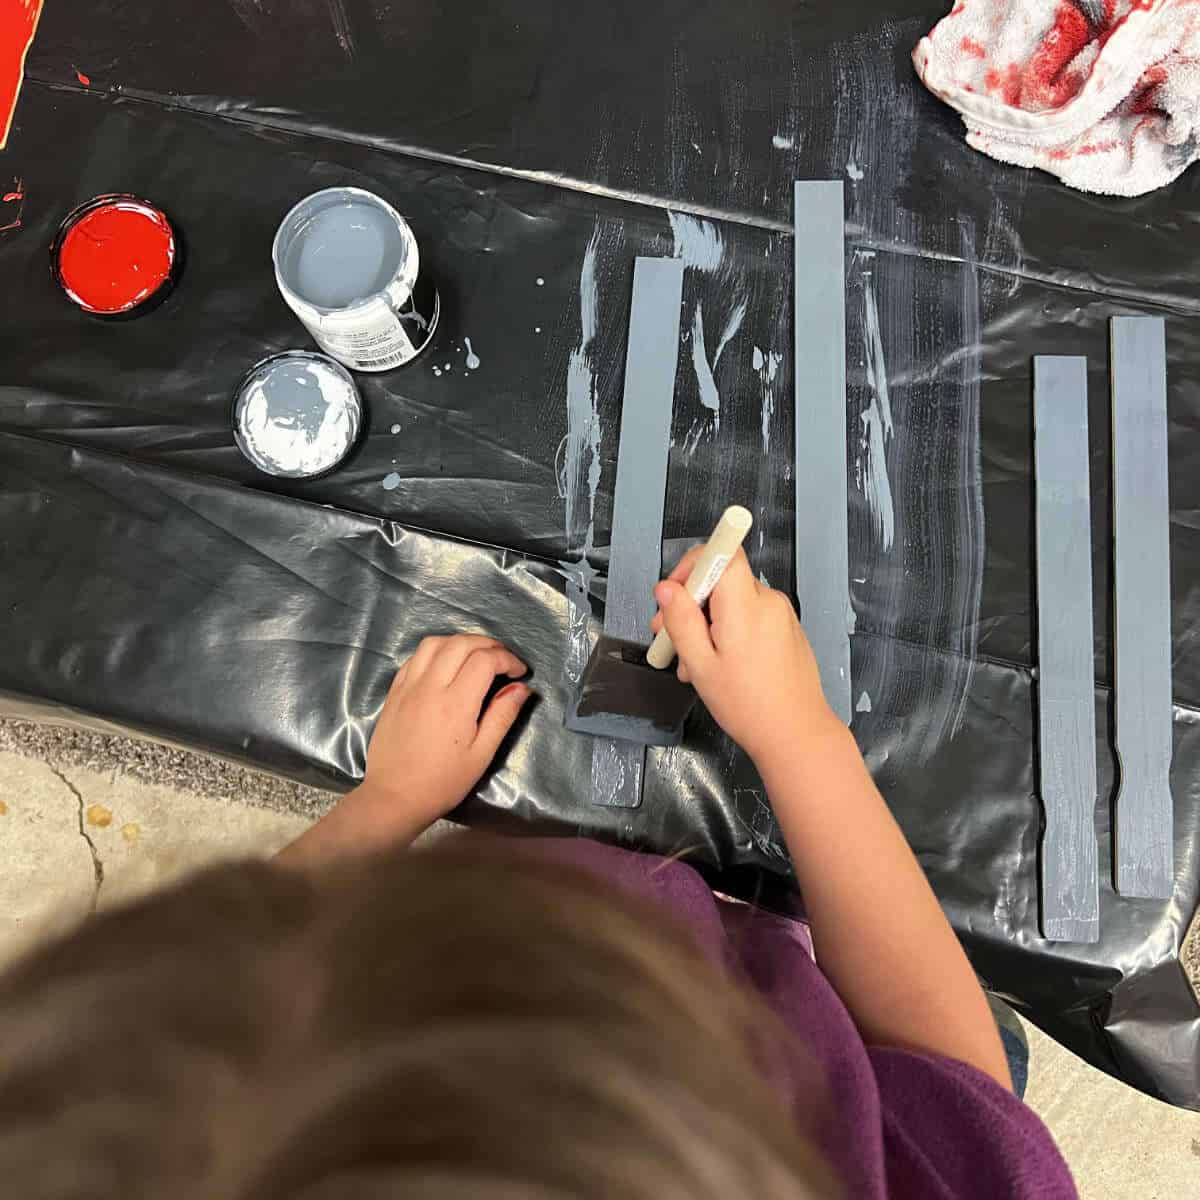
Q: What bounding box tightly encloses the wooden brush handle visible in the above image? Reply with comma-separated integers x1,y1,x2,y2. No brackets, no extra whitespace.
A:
647,505,754,670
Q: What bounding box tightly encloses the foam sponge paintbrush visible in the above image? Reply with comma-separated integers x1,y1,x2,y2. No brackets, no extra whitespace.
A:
565,506,753,746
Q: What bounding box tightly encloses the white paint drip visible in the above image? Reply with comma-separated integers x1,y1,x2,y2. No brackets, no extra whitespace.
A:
381,472,401,491
860,272,895,552
772,133,795,150
847,158,864,181
464,337,481,369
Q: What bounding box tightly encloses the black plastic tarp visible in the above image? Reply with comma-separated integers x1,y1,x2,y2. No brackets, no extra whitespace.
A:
1,2,1197,1107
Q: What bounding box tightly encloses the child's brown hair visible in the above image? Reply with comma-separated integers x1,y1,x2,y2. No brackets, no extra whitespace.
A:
0,838,837,1199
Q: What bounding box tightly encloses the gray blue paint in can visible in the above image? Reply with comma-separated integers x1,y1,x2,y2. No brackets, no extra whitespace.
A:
273,187,439,372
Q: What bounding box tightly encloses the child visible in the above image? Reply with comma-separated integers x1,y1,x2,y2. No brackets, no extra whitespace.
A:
0,549,1076,1198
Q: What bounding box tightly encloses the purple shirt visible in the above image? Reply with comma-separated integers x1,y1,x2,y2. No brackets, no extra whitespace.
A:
539,838,1078,1200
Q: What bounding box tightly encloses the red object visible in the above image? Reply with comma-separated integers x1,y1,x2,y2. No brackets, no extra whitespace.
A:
0,0,45,147
54,197,177,315
75,68,90,87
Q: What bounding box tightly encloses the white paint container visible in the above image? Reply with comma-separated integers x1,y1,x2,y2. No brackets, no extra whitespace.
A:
233,350,363,478
272,187,439,372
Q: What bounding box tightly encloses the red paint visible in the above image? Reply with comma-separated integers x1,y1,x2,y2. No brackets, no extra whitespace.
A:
1022,2,1091,107
985,63,1023,106
56,199,176,315
1128,62,1168,114
960,36,987,59
75,68,90,87
0,174,22,232
0,0,45,148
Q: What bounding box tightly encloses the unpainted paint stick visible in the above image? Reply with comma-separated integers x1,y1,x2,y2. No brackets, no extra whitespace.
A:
793,181,852,724
590,256,685,808
1033,356,1099,942
1111,317,1173,899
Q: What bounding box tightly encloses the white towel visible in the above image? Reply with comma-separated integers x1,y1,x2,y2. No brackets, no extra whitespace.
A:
913,0,1200,196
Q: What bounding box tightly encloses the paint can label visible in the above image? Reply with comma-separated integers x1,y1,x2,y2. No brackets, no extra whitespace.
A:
307,288,440,373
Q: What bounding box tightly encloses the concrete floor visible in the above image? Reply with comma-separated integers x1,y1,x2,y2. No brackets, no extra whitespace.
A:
0,722,1197,1197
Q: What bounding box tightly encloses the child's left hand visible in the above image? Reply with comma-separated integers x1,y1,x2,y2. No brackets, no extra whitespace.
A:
364,634,531,829
278,634,531,865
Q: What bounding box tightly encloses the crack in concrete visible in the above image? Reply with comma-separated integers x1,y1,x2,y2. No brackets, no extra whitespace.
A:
48,765,104,912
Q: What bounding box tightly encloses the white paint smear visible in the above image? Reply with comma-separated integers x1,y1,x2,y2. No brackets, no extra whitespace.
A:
559,225,605,682
390,423,401,434
772,133,795,150
690,305,720,428
856,691,873,713
752,344,782,455
668,211,724,271
381,471,401,491
847,158,864,181
464,337,481,369
860,272,895,552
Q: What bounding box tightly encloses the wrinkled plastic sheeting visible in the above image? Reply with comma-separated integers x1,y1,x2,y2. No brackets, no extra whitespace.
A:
0,1,1197,1108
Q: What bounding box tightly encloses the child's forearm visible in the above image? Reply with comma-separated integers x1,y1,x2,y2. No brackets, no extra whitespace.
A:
756,723,1012,1090
276,782,429,868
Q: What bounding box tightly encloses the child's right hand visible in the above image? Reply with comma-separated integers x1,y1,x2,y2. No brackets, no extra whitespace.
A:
649,548,842,767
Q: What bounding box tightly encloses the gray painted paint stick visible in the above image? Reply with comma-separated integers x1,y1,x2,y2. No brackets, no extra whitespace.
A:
589,255,684,807
1111,317,1174,898
794,181,852,724
1033,357,1099,942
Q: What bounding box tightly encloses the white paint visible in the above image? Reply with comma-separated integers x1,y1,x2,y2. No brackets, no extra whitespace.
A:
443,362,451,371
752,344,782,455
381,471,401,491
847,158,864,181
669,211,750,452
234,353,360,479
432,366,441,377
856,690,873,713
859,272,895,552
559,225,606,681
464,337,481,370
535,326,542,333
772,133,795,150
536,276,545,286
690,306,720,428
668,211,724,271
390,423,401,434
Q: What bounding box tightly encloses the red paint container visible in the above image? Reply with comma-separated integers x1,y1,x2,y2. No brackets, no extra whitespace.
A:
51,195,180,317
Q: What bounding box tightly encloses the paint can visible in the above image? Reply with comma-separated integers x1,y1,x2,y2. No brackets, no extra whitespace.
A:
233,350,363,479
272,187,439,372
51,194,180,317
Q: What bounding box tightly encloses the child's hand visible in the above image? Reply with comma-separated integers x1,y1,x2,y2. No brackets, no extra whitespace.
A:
365,634,531,825
278,635,531,866
650,549,840,766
